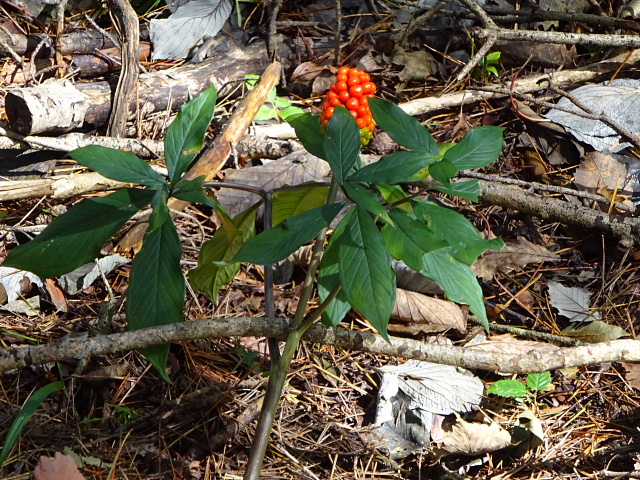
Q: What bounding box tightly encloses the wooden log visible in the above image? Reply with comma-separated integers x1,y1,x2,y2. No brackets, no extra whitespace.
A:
5,39,271,135
5,81,112,135
69,42,151,78
0,29,116,58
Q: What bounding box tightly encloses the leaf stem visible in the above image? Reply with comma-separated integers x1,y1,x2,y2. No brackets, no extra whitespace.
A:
243,177,340,480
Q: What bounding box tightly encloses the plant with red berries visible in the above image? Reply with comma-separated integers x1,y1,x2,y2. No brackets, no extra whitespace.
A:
321,67,377,145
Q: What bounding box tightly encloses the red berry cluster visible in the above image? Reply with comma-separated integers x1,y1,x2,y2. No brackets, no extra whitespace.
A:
321,67,377,145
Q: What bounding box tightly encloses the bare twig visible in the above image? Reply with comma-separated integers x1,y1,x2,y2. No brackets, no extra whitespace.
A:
476,26,640,48
1,315,638,376
461,172,633,213
477,180,640,247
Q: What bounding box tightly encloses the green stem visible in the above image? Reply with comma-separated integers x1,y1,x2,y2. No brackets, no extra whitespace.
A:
243,178,341,480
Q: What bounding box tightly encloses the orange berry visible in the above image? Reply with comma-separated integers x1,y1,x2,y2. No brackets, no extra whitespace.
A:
346,97,359,110
348,68,360,77
336,81,348,92
359,72,371,83
338,66,350,76
350,110,358,119
347,76,360,87
362,82,376,94
360,95,369,106
337,74,348,83
349,85,364,97
357,117,368,128
325,106,335,119
339,90,350,103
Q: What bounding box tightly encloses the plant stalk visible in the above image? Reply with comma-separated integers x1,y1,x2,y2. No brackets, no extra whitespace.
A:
243,178,340,479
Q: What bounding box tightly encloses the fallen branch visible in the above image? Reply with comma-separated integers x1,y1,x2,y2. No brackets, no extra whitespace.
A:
0,126,162,157
0,315,637,375
476,179,640,246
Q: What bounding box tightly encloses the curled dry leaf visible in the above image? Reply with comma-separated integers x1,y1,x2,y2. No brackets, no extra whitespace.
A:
472,237,560,282
438,417,512,456
34,452,86,480
391,288,466,333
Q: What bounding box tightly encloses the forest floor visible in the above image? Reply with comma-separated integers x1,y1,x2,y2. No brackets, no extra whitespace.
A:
1,0,640,479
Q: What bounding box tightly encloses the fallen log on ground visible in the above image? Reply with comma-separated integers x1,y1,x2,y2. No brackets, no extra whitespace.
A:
5,40,270,135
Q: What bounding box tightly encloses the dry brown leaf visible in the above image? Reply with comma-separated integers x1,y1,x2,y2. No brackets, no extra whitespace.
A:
33,452,86,480
439,418,512,455
472,236,560,281
392,288,466,333
218,151,331,217
574,151,633,210
290,61,327,82
620,362,640,390
77,364,127,388
45,278,67,313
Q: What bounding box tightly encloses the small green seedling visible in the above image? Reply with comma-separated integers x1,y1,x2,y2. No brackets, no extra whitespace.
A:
488,371,552,399
245,74,304,121
108,404,140,424
476,51,501,79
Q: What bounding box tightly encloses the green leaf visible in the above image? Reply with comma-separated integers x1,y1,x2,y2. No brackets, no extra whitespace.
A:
562,321,629,343
338,206,396,339
172,176,225,212
288,113,326,159
3,188,155,278
127,201,185,381
443,126,504,170
413,200,504,265
165,84,217,184
272,184,329,226
488,379,528,398
0,380,65,468
377,184,412,213
428,159,457,187
318,212,354,326
280,106,304,121
343,182,393,225
323,106,361,185
422,248,488,331
70,145,167,186
234,203,344,265
526,371,551,391
369,97,438,154
431,179,482,201
486,51,501,63
381,210,447,271
190,205,258,304
274,96,292,109
347,150,438,184
254,105,278,121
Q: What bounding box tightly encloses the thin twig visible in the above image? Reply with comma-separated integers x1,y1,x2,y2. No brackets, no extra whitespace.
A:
460,172,633,213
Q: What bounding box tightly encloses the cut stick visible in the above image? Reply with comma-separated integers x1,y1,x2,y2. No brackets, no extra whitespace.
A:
116,60,282,252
